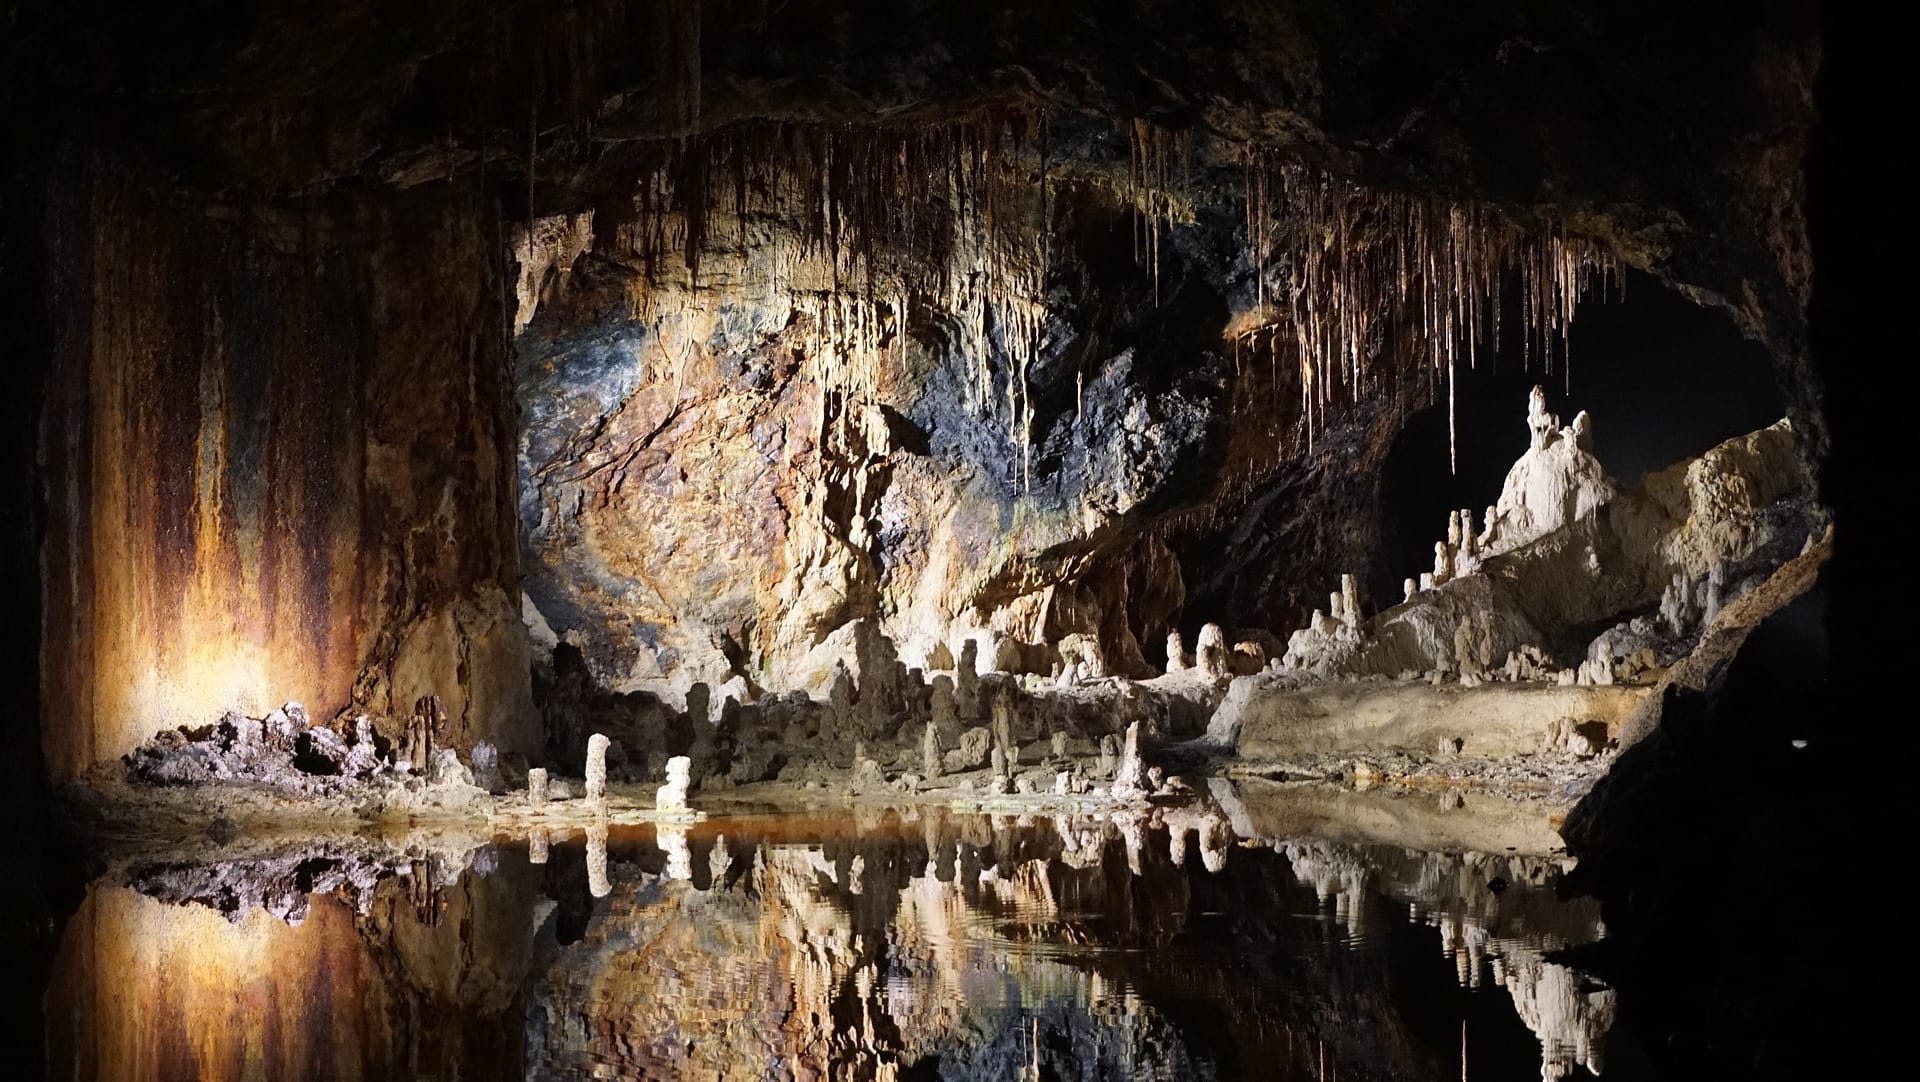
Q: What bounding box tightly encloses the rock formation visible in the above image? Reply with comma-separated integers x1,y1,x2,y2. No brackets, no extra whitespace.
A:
655,756,692,813
585,734,610,801
1195,624,1230,681
1109,722,1150,799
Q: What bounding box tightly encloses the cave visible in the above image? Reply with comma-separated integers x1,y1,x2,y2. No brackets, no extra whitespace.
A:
0,2,1872,1080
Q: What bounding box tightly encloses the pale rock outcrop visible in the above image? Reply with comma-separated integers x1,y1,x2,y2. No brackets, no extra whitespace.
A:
1279,574,1369,674
509,212,595,332
1057,633,1107,681
522,591,561,658
427,747,474,788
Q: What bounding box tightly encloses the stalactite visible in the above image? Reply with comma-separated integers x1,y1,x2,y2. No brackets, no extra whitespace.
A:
1237,156,1619,471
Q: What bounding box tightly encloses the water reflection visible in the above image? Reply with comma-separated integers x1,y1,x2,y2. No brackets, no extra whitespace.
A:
47,793,1619,1080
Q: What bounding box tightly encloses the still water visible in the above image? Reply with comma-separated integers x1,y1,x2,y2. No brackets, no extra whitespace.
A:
45,796,1624,1081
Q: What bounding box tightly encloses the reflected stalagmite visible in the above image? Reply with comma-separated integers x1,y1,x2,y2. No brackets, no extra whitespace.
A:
586,821,611,898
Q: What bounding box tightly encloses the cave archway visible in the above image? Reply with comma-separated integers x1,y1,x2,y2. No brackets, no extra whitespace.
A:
1373,271,1785,604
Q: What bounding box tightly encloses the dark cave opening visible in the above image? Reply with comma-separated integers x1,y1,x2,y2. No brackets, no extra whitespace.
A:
1373,271,1786,606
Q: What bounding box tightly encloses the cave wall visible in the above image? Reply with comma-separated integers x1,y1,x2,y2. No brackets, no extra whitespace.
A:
9,0,1822,764
515,132,1236,694
38,144,538,781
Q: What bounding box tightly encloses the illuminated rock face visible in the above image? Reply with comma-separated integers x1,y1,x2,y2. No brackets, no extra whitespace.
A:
39,157,537,781
512,163,1226,700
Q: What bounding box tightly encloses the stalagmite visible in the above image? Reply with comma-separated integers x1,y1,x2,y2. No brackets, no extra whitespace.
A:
685,682,711,727
827,661,855,740
1097,734,1118,778
1420,572,1435,591
1341,574,1360,627
1050,731,1069,760
585,733,610,801
1447,510,1463,547
921,722,943,779
956,640,981,720
990,684,1015,762
1165,630,1187,674
1110,721,1149,798
1196,623,1230,680
930,675,958,740
656,755,692,812
1454,623,1480,677
1403,577,1418,603
528,767,549,806
1433,542,1454,585
586,821,611,899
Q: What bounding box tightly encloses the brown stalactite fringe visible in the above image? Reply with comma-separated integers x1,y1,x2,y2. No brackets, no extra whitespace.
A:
1235,154,1619,475
530,121,1617,512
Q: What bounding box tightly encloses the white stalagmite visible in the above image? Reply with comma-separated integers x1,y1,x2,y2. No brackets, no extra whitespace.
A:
1165,630,1187,673
585,733,610,801
1403,577,1418,603
656,755,692,812
1196,623,1229,680
527,768,549,807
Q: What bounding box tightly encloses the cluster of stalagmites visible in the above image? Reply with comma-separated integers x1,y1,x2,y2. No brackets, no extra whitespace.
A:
120,694,523,797
1270,387,1727,691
